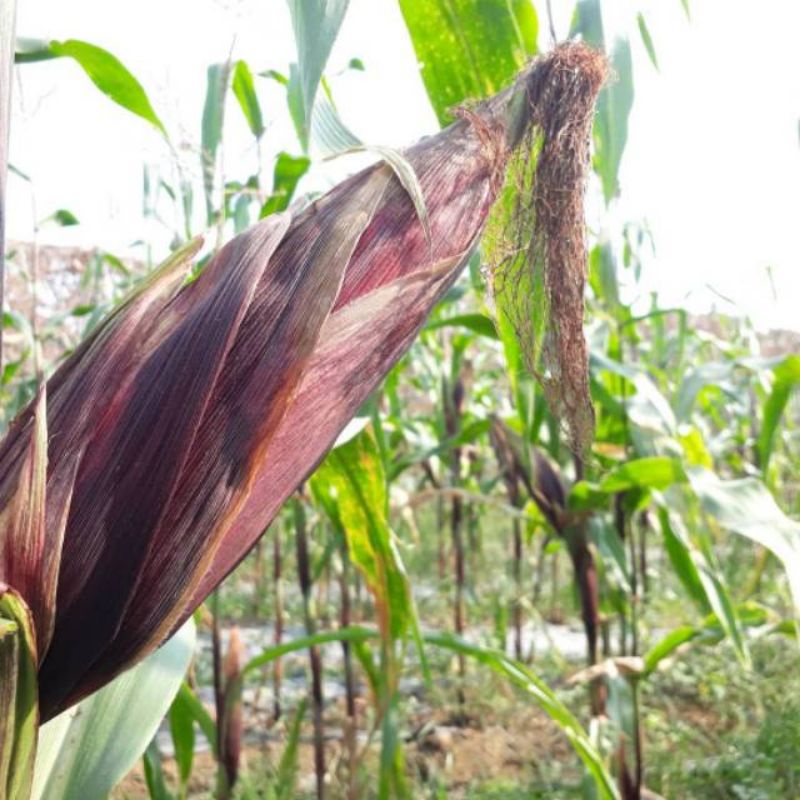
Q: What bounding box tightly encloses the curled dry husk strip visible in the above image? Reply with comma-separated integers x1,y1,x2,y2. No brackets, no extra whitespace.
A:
0,43,607,720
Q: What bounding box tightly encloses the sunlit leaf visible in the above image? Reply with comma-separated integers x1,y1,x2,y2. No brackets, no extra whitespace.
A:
399,0,538,125
16,39,166,136
40,209,79,227
311,429,412,642
424,312,499,340
260,152,310,217
600,457,685,493
231,59,264,139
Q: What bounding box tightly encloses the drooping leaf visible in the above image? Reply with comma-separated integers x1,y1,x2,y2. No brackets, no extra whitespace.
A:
424,632,618,799
398,0,538,125
260,152,310,217
643,625,699,675
142,741,173,800
424,312,499,340
644,604,773,676
600,457,686,493
287,0,350,136
32,620,195,800
231,60,264,139
40,209,79,227
689,468,800,620
311,429,412,642
312,95,431,242
16,39,166,135
657,503,749,665
658,507,709,613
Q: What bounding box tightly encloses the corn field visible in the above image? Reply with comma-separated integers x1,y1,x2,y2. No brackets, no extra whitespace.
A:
1,2,799,799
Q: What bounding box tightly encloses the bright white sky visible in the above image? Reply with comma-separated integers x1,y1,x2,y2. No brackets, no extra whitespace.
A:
7,0,800,331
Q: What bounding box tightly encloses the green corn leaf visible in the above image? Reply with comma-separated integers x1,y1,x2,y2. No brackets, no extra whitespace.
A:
16,38,166,136
636,12,659,70
174,683,217,757
600,457,686,493
571,1,633,204
676,363,731,421
591,351,676,438
424,632,619,799
287,0,350,136
274,700,306,800
398,0,538,125
424,312,499,340
260,152,310,217
594,37,633,204
231,60,264,139
759,354,800,474
142,741,174,800
40,209,79,227
657,503,749,666
643,625,699,675
311,429,412,643
0,588,38,800
644,604,773,675
243,626,376,676
168,687,196,794
201,62,231,223
658,507,709,613
688,468,800,622
32,620,196,800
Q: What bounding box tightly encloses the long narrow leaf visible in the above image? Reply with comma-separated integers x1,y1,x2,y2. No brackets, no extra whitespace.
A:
287,0,350,133
16,39,165,135
424,632,618,799
32,620,196,800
